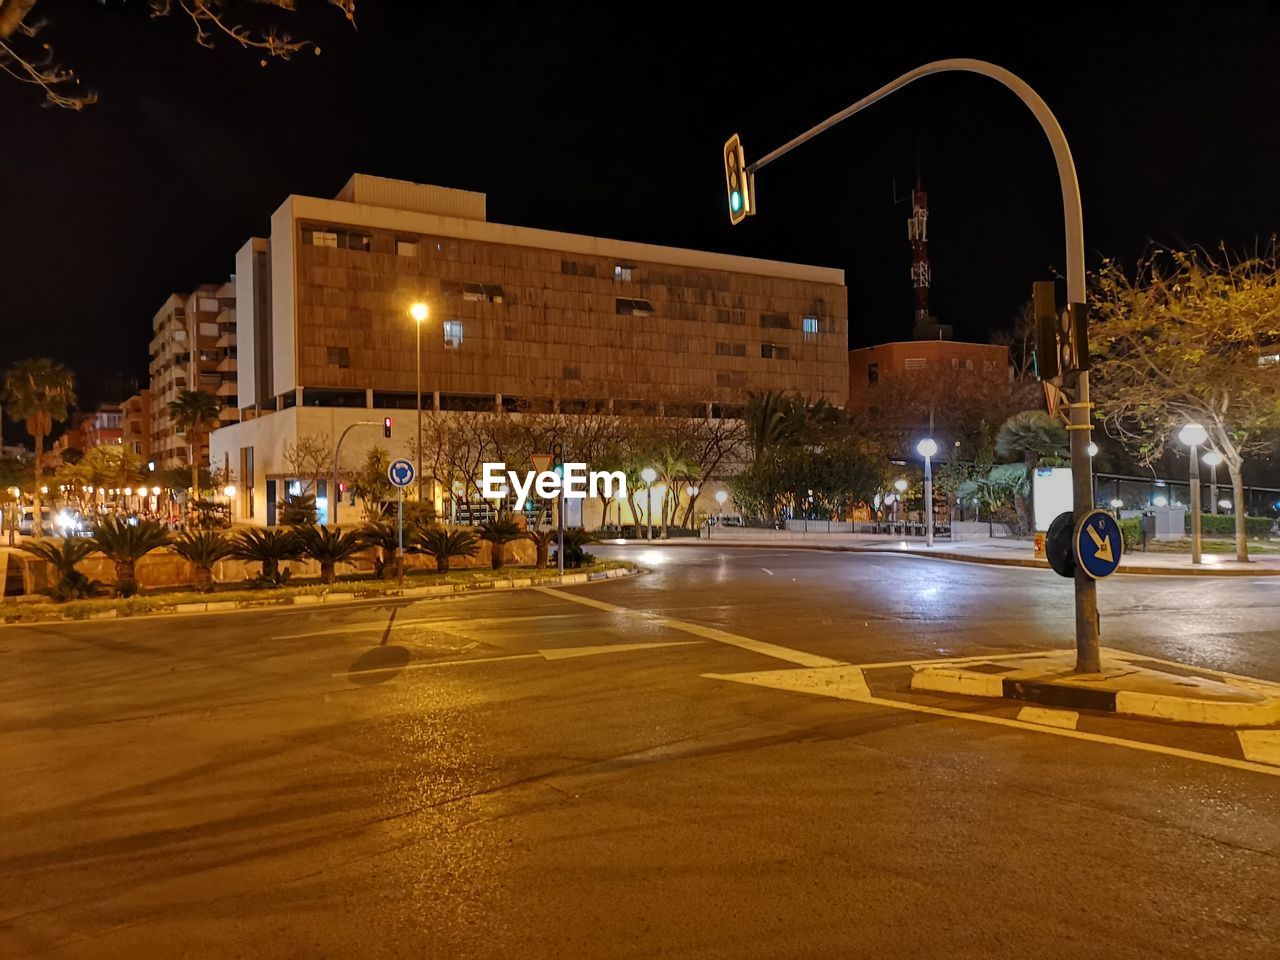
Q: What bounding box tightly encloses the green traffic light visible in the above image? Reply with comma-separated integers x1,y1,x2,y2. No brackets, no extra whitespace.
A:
730,190,742,213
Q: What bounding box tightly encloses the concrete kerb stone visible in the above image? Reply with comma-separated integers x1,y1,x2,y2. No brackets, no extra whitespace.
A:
910,652,1280,727
3,566,642,627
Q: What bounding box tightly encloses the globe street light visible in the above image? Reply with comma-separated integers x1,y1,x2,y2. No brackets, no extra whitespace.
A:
1178,422,1208,564
712,488,728,538
917,437,938,547
1201,450,1223,516
409,301,430,505
641,467,658,541
893,478,908,529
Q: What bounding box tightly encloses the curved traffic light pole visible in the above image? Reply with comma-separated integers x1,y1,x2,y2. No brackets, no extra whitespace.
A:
745,58,1099,672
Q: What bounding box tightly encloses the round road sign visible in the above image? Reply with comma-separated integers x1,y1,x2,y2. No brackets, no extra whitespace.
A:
387,459,415,488
1074,509,1123,579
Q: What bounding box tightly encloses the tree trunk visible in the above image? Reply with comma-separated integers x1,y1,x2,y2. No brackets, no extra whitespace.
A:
436,555,450,573
195,566,213,593
535,540,549,568
1229,463,1249,562
31,426,44,539
114,558,136,594
490,542,504,569
190,436,200,512
320,561,335,584
262,558,279,582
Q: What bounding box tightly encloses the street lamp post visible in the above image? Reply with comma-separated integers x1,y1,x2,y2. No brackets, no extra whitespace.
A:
917,438,937,547
641,467,657,541
1202,450,1223,516
1179,423,1208,564
409,302,429,507
893,478,908,532
713,489,728,538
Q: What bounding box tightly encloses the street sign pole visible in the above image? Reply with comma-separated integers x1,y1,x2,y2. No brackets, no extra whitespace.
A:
397,486,404,587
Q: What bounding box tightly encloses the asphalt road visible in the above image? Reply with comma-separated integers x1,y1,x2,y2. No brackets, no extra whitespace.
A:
1,545,1277,959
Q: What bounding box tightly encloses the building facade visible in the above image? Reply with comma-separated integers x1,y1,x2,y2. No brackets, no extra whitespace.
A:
122,390,152,461
148,284,239,469
847,340,1010,411
80,403,124,448
213,174,848,525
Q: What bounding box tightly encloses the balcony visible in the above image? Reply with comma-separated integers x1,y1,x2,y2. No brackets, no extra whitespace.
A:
216,357,237,373
219,406,239,423
216,380,238,396
216,330,236,349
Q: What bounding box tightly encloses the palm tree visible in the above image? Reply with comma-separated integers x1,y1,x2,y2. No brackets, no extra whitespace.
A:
167,389,222,502
231,527,303,585
358,519,416,578
523,528,557,569
557,528,599,569
171,530,235,592
299,525,365,584
89,515,172,597
4,358,76,538
477,517,523,569
995,410,1069,534
418,526,480,573
20,536,102,601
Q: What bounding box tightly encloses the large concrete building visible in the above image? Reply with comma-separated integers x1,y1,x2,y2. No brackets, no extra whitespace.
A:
212,174,848,525
847,339,1010,411
148,284,239,469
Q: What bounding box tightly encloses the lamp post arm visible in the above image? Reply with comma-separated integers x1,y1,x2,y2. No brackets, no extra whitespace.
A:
331,420,380,525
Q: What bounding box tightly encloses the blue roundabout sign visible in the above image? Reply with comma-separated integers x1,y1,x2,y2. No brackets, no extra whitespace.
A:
387,458,416,488
1074,509,1123,580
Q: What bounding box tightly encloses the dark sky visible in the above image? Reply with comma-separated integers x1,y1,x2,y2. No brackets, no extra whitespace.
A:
6,1,1280,409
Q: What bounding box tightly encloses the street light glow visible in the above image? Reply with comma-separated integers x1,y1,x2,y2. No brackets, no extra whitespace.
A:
916,437,938,458
1178,422,1208,446
409,301,429,323
1202,450,1224,467
641,467,657,484
894,478,908,493
715,490,728,505
224,485,237,497
1087,442,1098,457
151,486,161,496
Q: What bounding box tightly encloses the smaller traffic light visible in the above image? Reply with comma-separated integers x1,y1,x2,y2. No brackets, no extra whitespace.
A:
1032,280,1059,381
724,134,753,225
383,416,392,439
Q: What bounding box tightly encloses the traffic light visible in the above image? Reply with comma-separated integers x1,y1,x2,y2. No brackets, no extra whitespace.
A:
383,417,392,438
723,134,753,225
1032,280,1059,380
551,442,564,477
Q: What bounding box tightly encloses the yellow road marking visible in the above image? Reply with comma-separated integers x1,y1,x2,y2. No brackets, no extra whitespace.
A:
278,613,581,640
1017,706,1079,730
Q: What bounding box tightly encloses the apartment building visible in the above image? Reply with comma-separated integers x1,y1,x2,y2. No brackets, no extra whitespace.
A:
122,390,152,462
80,403,124,448
212,174,848,524
148,284,239,469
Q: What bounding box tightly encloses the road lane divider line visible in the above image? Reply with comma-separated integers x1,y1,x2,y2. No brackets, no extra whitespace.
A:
705,666,1280,779
534,587,845,668
335,640,704,678
279,613,583,640
1017,706,1079,730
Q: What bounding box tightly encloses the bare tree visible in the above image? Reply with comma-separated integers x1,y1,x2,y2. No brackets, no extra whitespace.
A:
1,0,356,109
282,433,334,495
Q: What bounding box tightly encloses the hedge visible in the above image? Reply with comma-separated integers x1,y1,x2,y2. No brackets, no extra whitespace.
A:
1119,517,1144,551
1183,513,1274,538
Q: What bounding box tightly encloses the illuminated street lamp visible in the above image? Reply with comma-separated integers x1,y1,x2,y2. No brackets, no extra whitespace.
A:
1202,450,1223,516
711,488,728,538
893,477,908,528
409,301,430,504
1087,442,1098,457
641,467,658,541
1178,422,1208,564
917,437,938,547
224,484,237,498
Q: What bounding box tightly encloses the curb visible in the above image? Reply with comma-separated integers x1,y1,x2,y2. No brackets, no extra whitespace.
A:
642,539,1280,577
911,665,1280,727
2,565,639,626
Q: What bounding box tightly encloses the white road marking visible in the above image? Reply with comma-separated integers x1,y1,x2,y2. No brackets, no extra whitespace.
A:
277,613,582,640
1017,706,1079,730
1237,730,1280,766
761,568,774,576
336,640,702,678
535,587,845,668
707,666,1280,778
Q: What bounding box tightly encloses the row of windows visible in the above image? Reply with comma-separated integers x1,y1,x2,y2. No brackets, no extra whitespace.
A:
270,388,747,419
562,260,636,281
866,357,1002,385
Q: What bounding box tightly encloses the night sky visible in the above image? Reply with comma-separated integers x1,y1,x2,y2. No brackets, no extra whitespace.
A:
6,1,1280,410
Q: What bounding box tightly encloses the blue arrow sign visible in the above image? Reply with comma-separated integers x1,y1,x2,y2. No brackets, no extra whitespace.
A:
387,459,416,488
1074,509,1123,579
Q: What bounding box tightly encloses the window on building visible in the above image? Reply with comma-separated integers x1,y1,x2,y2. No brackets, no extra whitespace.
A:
983,360,998,372
443,320,463,348
614,264,635,282
760,313,791,330
715,308,747,325
951,358,961,370
310,229,338,248
461,282,506,303
563,366,582,381
302,227,371,251
803,315,820,341
965,359,974,370
867,363,879,386
173,329,187,341
561,260,579,276
616,298,655,315
396,239,419,257
761,342,790,360
715,342,746,357
904,357,927,370
327,346,351,368
198,298,219,312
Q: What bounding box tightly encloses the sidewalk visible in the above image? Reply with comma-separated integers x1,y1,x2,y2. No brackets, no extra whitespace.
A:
642,529,1280,577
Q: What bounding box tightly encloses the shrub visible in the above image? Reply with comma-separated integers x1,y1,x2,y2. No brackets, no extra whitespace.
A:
1118,517,1143,552
20,536,105,601
358,519,409,578
299,525,365,584
523,528,557,569
1184,513,1273,539
171,530,235,592
418,526,480,573
89,515,172,597
231,528,304,585
476,518,523,569
555,528,598,569
277,492,317,526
